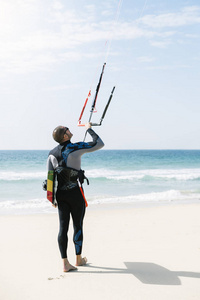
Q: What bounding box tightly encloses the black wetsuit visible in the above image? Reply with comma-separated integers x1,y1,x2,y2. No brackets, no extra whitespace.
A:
47,129,104,259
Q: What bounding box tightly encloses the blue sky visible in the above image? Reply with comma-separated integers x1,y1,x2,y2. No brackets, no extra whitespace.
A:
0,0,200,149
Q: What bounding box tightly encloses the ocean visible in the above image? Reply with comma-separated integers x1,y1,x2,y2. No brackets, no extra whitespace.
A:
0,150,200,215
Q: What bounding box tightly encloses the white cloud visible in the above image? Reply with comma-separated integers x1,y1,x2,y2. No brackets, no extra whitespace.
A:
185,33,199,38
137,56,155,63
139,6,200,28
0,2,199,75
52,0,64,11
44,84,81,91
145,64,191,71
150,40,172,48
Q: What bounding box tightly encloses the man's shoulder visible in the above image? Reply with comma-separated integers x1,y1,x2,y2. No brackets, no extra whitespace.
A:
66,141,90,150
49,144,61,156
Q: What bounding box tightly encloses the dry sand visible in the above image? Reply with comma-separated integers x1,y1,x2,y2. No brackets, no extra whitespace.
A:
0,202,200,300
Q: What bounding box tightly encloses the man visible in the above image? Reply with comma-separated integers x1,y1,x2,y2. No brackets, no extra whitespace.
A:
47,122,104,272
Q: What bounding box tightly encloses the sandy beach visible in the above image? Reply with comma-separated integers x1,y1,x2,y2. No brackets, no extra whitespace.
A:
0,202,200,300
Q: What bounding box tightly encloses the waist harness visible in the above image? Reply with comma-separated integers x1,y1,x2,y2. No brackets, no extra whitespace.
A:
55,166,89,191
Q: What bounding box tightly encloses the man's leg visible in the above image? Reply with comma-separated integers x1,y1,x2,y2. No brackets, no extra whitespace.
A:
70,187,87,266
57,197,77,271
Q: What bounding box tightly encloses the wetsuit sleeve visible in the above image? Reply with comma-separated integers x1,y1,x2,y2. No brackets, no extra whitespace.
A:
47,154,59,171
65,128,104,170
86,128,104,150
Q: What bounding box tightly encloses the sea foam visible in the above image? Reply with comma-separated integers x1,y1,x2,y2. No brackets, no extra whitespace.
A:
86,168,200,181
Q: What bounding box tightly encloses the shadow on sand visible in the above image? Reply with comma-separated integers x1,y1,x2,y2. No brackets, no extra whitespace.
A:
79,262,200,285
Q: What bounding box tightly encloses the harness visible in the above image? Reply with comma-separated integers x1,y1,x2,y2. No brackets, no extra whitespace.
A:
55,166,89,191
55,142,89,191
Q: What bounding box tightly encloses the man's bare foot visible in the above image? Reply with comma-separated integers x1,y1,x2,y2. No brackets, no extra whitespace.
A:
63,258,77,272
76,255,87,266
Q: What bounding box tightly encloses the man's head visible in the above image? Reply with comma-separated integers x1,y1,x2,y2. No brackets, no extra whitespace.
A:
52,126,73,143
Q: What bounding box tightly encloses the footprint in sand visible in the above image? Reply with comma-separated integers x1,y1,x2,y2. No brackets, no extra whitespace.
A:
48,275,65,280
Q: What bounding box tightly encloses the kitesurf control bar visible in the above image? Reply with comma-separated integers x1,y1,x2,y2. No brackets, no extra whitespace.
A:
78,63,106,127
91,86,115,126
78,62,115,141
88,63,106,123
